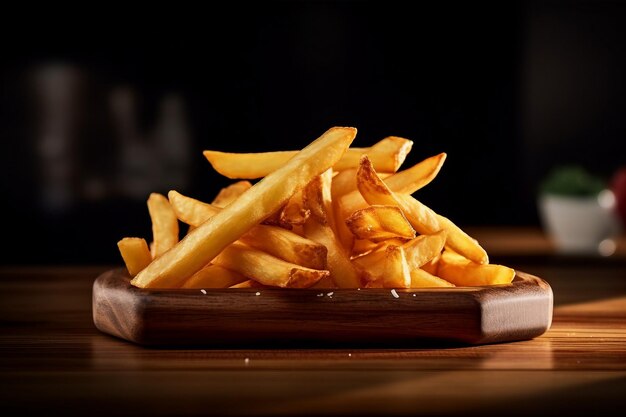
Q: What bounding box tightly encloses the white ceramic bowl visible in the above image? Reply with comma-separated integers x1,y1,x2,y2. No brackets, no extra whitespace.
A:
538,191,621,255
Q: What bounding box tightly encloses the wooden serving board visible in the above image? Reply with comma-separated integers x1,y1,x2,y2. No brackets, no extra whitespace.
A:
92,269,553,347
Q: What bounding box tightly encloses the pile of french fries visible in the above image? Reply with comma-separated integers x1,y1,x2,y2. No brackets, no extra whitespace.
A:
118,126,515,290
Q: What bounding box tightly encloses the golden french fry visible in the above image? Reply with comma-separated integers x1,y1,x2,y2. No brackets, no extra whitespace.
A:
279,190,310,226
168,190,219,226
410,268,455,288
345,205,416,242
421,254,440,275
131,126,356,288
355,156,441,235
147,193,179,258
117,237,152,277
211,180,252,208
384,152,447,194
356,157,488,265
402,230,446,269
438,250,515,286
336,153,447,246
351,238,379,258
203,136,412,179
214,243,328,288
181,264,247,288
240,224,327,270
335,136,413,173
383,245,411,288
302,170,362,288
394,194,488,265
169,190,326,269
331,168,358,203
352,248,386,287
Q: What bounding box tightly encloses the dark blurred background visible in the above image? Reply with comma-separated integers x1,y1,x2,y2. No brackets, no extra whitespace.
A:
1,0,624,265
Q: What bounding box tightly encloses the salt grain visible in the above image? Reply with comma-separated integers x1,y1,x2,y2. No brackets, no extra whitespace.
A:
412,294,416,297
244,358,250,365
200,289,207,295
391,289,399,298
317,293,324,297
255,292,261,296
327,292,334,298
348,353,352,357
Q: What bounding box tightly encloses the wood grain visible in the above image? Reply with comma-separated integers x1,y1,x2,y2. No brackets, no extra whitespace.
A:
2,235,626,416
92,268,553,346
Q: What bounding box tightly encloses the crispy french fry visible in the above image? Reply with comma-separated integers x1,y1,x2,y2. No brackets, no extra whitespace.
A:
355,156,441,236
302,170,362,288
345,205,416,242
402,230,446,269
395,194,488,265
240,224,327,270
169,190,326,269
351,239,379,258
147,193,179,258
336,153,448,246
181,264,247,288
212,180,252,208
438,250,515,286
168,190,220,226
421,254,440,275
279,190,310,226
410,268,455,288
117,237,152,277
383,245,411,288
131,126,356,288
214,243,328,288
356,156,488,265
352,248,386,287
384,152,447,194
203,136,412,179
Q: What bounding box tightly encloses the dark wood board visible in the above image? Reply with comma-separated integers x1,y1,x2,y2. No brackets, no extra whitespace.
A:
92,268,553,347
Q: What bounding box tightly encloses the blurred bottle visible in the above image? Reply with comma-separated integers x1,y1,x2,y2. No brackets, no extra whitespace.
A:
111,86,158,200
153,93,191,192
32,64,84,214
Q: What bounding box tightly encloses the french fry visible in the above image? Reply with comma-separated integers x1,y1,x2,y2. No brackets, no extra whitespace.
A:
402,230,446,269
355,156,441,236
131,126,356,288
279,190,310,227
410,268,455,288
351,239,379,258
214,243,328,288
336,153,448,247
394,194,489,265
356,156,489,265
438,250,515,286
168,190,220,226
239,224,327,270
302,170,362,288
211,180,252,208
384,152,447,194
421,254,440,275
203,136,412,179
352,249,386,287
383,245,411,288
181,264,247,288
169,190,327,269
147,193,179,258
117,237,152,277
345,205,416,242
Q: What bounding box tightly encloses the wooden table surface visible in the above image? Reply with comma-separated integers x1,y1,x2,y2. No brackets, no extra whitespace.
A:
2,227,626,416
